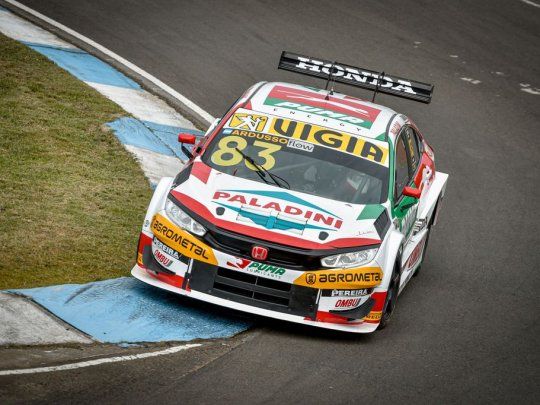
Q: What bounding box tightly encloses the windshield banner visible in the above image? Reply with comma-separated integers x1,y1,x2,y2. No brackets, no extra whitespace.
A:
224,109,389,166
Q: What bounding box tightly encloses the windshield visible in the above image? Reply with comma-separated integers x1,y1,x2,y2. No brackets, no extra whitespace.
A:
202,112,389,204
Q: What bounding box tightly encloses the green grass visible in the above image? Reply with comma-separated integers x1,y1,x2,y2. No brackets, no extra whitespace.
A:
0,34,152,289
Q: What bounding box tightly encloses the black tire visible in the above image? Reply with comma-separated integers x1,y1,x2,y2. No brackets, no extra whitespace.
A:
413,197,439,277
377,261,401,330
412,225,431,277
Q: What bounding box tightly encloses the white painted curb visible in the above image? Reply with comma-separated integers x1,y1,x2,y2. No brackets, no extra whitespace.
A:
3,0,215,126
0,293,92,346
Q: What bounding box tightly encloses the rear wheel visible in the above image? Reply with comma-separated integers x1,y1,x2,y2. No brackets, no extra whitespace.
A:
377,261,401,330
413,198,440,277
413,226,431,277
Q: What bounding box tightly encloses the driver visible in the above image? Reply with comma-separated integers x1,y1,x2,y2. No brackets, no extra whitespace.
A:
337,170,365,202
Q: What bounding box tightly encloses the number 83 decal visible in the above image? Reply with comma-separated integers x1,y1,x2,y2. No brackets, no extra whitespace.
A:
210,135,281,170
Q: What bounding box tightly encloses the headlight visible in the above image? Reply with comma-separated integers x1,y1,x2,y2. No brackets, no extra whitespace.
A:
321,248,378,268
165,198,206,236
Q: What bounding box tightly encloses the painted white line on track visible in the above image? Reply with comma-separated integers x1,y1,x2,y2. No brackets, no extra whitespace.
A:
519,83,540,95
0,344,202,376
461,77,481,85
4,0,215,125
521,87,540,95
520,0,540,8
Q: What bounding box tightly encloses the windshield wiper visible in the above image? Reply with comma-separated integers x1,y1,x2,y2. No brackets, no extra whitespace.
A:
234,148,270,185
234,148,290,189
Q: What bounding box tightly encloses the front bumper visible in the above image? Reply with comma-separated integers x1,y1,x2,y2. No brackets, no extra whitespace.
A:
135,212,386,333
132,264,380,333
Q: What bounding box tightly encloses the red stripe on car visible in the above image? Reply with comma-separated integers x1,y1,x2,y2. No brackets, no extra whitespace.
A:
191,160,212,184
137,232,153,268
311,311,364,325
146,270,184,288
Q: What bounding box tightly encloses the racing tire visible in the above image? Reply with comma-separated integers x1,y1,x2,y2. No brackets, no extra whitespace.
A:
413,197,439,277
377,261,401,330
412,226,431,277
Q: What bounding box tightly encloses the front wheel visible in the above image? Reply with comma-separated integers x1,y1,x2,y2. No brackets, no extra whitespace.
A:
377,261,401,330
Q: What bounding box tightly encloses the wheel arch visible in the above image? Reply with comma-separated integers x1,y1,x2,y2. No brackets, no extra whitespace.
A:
418,171,448,227
376,229,405,291
141,176,174,234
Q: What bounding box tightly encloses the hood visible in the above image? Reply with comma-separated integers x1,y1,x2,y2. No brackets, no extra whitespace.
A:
171,160,384,250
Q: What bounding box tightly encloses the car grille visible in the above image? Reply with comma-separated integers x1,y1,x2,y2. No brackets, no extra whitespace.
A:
213,267,291,307
188,262,318,318
204,229,322,270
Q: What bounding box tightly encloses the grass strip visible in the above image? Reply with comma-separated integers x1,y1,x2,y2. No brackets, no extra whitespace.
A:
0,34,152,289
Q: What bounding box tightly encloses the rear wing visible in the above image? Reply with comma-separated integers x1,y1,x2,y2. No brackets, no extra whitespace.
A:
278,51,434,104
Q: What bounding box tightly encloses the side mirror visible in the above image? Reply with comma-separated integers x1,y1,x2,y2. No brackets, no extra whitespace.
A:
178,133,196,160
178,133,196,144
402,186,421,199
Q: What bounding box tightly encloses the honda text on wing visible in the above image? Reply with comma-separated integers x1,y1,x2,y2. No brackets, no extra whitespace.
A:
131,52,449,333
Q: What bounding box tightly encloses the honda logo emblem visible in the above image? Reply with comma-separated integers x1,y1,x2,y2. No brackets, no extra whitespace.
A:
251,246,268,261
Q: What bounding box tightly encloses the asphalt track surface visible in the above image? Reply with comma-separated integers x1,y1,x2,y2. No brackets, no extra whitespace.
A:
5,0,540,403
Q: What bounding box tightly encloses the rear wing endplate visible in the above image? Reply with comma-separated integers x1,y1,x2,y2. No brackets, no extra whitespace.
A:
278,51,434,104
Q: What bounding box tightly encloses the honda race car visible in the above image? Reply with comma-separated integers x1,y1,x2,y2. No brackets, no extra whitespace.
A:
132,52,449,333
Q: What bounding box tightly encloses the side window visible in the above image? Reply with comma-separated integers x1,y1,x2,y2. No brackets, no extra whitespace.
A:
403,127,420,175
394,134,410,200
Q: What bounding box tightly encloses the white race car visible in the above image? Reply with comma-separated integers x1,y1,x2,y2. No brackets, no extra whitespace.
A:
132,52,448,332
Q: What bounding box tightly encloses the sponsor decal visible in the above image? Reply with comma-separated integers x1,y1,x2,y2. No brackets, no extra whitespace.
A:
227,257,286,279
363,292,386,323
319,272,380,284
224,109,388,165
334,298,361,308
287,138,314,152
296,267,383,289
323,288,372,297
232,205,310,234
225,129,289,145
151,214,217,265
264,85,381,129
153,237,182,261
225,125,367,158
227,257,252,269
406,130,418,167
390,121,402,136
154,250,173,267
405,236,427,270
247,262,286,277
291,57,418,95
364,311,382,321
212,190,343,230
228,113,268,131
267,118,388,165
399,204,418,236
